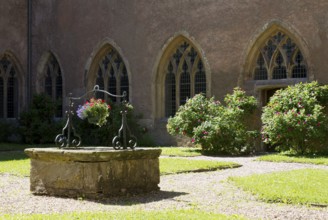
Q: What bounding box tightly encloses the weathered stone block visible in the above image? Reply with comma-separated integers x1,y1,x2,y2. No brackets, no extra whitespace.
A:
25,147,161,199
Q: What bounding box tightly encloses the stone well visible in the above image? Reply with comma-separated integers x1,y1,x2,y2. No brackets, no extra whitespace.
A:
24,147,161,199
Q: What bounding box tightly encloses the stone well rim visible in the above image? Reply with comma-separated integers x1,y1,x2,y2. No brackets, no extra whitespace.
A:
25,147,162,162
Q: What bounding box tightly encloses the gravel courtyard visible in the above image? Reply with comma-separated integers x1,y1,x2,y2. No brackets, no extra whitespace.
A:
1,156,327,219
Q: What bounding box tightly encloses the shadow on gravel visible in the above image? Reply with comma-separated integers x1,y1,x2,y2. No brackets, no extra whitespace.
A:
88,190,188,205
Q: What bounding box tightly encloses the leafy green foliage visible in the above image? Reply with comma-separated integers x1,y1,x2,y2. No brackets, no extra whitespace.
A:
75,102,154,146
0,121,17,142
19,94,64,144
261,82,328,154
167,88,258,155
230,169,328,205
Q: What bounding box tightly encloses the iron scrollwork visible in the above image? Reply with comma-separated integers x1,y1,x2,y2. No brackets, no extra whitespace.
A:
55,85,137,150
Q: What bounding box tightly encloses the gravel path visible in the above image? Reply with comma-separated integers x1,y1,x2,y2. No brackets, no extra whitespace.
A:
0,156,328,219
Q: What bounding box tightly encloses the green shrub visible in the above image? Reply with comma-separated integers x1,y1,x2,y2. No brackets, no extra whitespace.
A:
261,82,328,154
75,101,153,146
19,94,64,144
0,121,17,142
167,88,258,155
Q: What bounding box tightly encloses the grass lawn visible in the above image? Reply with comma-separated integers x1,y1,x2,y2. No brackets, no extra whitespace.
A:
159,147,202,157
0,151,240,177
229,169,328,206
1,210,246,220
257,154,328,165
0,151,30,177
160,158,241,175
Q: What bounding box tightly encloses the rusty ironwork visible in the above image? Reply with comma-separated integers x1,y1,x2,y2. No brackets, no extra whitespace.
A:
55,85,137,149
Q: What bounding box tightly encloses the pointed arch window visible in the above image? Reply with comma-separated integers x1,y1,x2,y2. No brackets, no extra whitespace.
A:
164,41,207,117
43,54,63,117
253,32,307,80
96,48,129,102
0,56,19,118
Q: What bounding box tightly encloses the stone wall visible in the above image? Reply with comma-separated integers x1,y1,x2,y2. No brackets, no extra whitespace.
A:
2,0,328,145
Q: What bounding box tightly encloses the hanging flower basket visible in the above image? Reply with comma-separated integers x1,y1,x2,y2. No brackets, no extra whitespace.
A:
77,98,111,127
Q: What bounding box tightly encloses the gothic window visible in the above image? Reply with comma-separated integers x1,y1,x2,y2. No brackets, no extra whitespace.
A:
164,41,207,117
43,54,63,117
253,32,307,80
96,49,129,102
0,56,19,118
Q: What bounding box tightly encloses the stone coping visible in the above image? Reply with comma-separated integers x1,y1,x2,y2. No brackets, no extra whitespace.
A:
25,147,162,162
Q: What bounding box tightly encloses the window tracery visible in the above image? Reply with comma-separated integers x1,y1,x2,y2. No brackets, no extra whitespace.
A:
253,32,307,80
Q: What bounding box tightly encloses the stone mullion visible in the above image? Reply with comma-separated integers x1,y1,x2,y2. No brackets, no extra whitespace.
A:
191,56,200,97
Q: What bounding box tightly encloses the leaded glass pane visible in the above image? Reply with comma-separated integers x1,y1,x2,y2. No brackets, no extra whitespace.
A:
120,67,129,102
195,60,206,94
272,52,287,79
254,54,268,80
56,74,63,117
45,67,52,97
292,51,307,78
0,57,9,73
282,38,296,63
179,61,190,106
165,62,176,117
44,54,63,117
96,68,105,100
108,66,116,102
7,71,17,118
0,78,3,118
264,40,276,61
188,47,197,65
173,49,182,66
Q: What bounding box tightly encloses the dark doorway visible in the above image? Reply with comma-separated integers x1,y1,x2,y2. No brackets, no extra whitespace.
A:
261,88,282,106
261,87,283,152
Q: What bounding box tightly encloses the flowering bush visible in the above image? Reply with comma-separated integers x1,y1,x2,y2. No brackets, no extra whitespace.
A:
77,98,111,127
261,82,328,154
167,88,258,155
